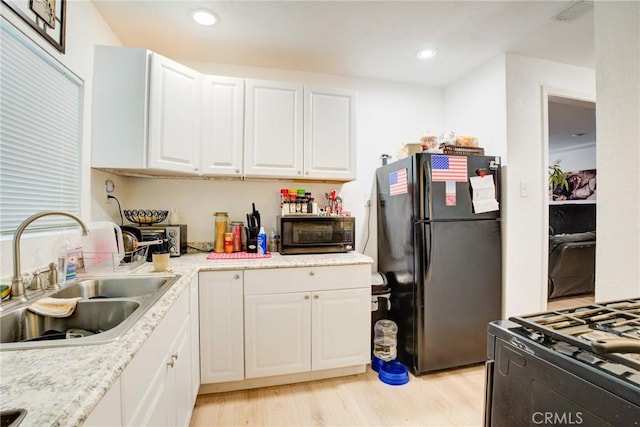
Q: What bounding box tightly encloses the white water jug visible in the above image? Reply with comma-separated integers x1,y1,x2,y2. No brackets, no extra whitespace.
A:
81,221,125,272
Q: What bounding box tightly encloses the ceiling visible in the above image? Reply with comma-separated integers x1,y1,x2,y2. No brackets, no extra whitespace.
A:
91,0,597,150
548,96,596,152
91,0,595,88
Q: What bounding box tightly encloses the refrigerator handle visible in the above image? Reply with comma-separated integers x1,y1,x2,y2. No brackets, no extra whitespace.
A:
424,223,433,282
421,156,433,220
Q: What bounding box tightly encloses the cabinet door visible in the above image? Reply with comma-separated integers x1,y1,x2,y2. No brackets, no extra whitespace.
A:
199,271,244,383
311,288,371,371
201,76,245,176
304,87,357,181
189,275,200,399
84,378,122,427
148,53,201,174
172,317,193,427
91,46,149,169
122,289,188,426
244,292,311,378
244,79,303,178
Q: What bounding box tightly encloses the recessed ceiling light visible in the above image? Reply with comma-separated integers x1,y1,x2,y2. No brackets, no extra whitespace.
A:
417,49,437,60
192,9,217,26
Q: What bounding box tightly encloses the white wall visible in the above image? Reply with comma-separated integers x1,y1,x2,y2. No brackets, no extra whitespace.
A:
594,1,640,300
549,143,596,172
504,55,595,317
444,54,508,161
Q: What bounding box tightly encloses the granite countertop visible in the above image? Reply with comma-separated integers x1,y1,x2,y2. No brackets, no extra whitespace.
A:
0,252,373,427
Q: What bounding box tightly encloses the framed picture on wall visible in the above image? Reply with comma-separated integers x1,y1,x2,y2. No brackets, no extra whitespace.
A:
1,0,66,53
551,169,596,201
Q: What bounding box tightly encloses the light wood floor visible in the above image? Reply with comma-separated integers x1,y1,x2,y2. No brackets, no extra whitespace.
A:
191,364,485,427
190,295,595,427
548,294,595,311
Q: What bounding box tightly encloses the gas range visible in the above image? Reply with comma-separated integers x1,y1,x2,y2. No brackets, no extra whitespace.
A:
511,298,640,383
484,298,640,426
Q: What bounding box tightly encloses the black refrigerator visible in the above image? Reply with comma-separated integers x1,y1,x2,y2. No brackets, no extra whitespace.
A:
376,153,502,375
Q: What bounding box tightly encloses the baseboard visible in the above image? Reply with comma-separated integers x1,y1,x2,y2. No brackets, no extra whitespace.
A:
198,364,367,394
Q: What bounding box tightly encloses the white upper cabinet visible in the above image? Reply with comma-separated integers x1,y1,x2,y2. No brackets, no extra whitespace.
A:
92,47,357,181
148,54,201,173
243,80,357,181
304,87,357,181
200,76,245,176
244,79,304,178
91,46,201,175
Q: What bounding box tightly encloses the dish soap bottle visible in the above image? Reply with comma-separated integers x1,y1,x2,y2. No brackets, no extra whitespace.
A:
257,226,267,255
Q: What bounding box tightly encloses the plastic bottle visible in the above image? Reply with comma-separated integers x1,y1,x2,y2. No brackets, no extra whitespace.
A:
373,319,398,362
257,226,267,255
214,212,229,253
224,232,234,253
268,228,279,253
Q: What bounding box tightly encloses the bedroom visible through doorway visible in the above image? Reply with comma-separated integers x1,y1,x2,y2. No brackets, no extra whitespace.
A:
546,95,597,304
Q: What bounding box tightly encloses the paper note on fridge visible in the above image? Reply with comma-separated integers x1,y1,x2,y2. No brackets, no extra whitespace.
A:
470,175,499,213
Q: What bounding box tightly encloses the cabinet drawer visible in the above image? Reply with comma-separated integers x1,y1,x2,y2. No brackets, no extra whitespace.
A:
244,264,369,295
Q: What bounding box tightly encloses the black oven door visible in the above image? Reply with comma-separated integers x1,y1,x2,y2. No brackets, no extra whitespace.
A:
485,324,640,426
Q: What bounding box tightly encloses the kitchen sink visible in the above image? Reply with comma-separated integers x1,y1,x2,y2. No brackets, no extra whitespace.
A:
50,277,168,299
0,275,179,351
0,408,26,427
0,300,140,344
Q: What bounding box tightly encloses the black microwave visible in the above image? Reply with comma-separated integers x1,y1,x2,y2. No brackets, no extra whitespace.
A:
278,216,355,255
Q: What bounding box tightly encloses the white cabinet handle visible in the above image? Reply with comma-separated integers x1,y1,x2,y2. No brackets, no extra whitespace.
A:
304,295,310,300
297,170,301,175
234,274,240,280
167,353,178,368
314,294,319,300
235,169,240,173
309,271,315,276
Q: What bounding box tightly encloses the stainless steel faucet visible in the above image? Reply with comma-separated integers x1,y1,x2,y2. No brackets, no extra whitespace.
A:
11,211,90,302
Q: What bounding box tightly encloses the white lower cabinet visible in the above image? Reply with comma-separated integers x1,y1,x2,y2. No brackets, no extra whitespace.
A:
84,378,122,426
121,288,192,426
189,274,200,398
243,265,370,379
199,271,244,383
244,292,312,378
311,287,371,370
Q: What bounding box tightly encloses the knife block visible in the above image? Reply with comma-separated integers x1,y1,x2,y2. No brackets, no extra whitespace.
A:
246,227,258,253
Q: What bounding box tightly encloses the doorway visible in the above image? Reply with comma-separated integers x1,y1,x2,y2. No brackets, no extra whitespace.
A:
543,91,597,305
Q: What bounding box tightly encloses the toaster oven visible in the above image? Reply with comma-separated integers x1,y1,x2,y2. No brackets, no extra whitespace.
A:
278,216,355,255
132,224,187,260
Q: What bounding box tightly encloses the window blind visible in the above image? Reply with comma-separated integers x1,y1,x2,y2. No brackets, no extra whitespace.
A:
0,20,83,235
